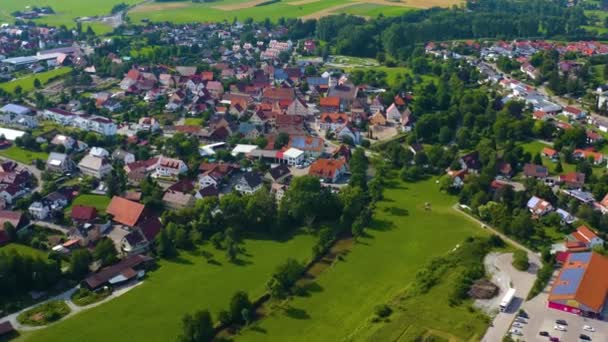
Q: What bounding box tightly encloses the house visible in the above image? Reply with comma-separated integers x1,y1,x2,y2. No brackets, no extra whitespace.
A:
288,135,324,157
266,164,291,183
281,147,304,166
319,96,341,112
50,134,76,150
112,149,135,164
0,103,37,128
153,156,188,179
573,149,604,165
317,113,349,132
0,210,25,245
28,201,50,220
78,153,112,179
563,106,586,120
559,172,585,189
555,208,576,225
335,124,361,145
369,111,388,127
308,158,347,183
566,226,604,251
385,103,403,124
106,196,145,227
542,147,559,160
285,98,309,116
71,205,97,223
83,254,153,290
69,222,110,247
0,321,15,338
195,185,219,200
459,152,481,173
162,191,195,210
234,171,264,194
563,189,595,204
548,252,608,318
46,152,72,173
527,196,554,216
523,163,548,179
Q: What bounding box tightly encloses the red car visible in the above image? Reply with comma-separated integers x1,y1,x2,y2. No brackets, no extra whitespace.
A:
549,337,560,342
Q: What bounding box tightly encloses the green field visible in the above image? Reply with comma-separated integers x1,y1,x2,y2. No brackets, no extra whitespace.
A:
239,177,488,341
0,146,48,164
0,243,48,259
520,140,607,177
64,194,112,214
184,117,204,126
0,0,140,32
17,234,315,342
336,3,414,17
0,67,71,94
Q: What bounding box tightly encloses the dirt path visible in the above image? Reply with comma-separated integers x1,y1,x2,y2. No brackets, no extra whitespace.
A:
288,0,320,5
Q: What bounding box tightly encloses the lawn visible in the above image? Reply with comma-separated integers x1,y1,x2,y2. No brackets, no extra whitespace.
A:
335,3,414,18
184,117,204,126
0,146,48,164
0,0,141,30
519,140,607,177
238,177,488,342
64,194,112,214
0,67,71,94
17,234,315,342
0,243,48,259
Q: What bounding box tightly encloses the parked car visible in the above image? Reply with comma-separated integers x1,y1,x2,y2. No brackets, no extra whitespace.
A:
515,317,527,323
512,322,523,328
556,319,567,325
554,325,566,331
509,328,522,336
539,331,549,336
583,325,595,332
549,338,559,342
518,310,529,319
579,334,591,341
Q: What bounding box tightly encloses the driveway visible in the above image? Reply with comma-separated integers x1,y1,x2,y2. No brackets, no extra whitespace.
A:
32,220,70,235
481,253,540,342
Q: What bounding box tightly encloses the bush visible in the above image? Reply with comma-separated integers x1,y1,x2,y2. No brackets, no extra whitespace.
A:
361,139,371,148
17,300,70,326
512,250,529,271
374,304,392,318
71,288,111,306
528,261,554,299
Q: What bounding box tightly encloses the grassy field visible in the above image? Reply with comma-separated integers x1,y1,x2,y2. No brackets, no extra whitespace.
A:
0,67,71,94
0,146,48,164
520,140,607,177
64,194,111,214
184,117,204,126
17,234,315,342
128,0,456,24
238,177,488,342
0,0,140,31
0,243,48,259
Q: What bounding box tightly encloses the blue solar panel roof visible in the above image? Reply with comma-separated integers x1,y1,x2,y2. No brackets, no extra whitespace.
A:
569,252,592,263
553,268,585,295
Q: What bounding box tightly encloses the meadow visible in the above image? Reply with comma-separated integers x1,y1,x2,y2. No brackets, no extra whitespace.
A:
0,146,48,164
0,67,71,94
0,243,48,259
64,194,112,214
238,177,488,341
127,0,457,24
0,0,140,33
16,234,315,342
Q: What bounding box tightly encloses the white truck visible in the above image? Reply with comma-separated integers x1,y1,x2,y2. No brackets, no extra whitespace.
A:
500,288,516,312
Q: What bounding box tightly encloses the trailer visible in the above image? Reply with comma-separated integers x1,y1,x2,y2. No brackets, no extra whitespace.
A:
500,288,516,312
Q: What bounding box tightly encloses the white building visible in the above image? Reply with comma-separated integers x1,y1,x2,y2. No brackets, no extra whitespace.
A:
28,201,50,220
282,148,304,166
78,154,112,179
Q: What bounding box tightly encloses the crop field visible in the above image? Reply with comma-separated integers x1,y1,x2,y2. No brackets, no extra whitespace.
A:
238,176,488,342
16,234,315,342
0,0,141,33
128,0,460,24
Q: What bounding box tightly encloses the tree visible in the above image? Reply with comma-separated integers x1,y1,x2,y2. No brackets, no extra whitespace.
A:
229,291,252,325
156,228,177,259
70,249,92,279
554,161,563,173
266,258,305,299
93,238,118,267
274,132,290,149
178,310,214,342
512,250,530,271
3,221,16,241
33,78,41,89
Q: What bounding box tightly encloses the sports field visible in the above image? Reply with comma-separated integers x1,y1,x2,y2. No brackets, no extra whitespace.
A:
238,176,489,341
128,0,459,24
16,234,315,342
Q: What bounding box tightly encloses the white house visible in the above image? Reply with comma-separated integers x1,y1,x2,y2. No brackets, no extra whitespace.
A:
28,201,50,220
234,172,264,194
78,154,112,179
153,156,188,179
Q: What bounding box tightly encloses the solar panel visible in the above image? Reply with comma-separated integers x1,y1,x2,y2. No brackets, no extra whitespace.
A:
569,253,592,263
552,268,585,295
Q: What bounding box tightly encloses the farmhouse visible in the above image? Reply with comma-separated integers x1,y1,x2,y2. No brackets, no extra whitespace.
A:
548,252,608,319
83,254,154,291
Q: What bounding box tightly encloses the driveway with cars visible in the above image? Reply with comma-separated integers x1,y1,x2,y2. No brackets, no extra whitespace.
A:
517,279,608,342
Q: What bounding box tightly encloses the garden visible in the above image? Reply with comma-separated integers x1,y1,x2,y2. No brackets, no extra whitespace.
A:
17,301,70,327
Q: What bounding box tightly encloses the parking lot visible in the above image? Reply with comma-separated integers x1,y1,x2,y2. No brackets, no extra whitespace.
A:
512,273,608,341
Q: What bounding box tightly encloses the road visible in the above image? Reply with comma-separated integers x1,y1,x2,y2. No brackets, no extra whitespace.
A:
0,282,143,331
32,220,70,234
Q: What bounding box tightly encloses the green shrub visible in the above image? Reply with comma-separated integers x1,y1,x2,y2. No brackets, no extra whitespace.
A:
512,250,529,271
17,300,70,326
374,304,392,318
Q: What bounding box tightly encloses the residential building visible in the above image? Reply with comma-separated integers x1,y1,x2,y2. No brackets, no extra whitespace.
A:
308,158,347,183
162,191,195,210
78,153,112,179
234,171,264,194
565,225,604,252
527,196,554,216
46,152,72,173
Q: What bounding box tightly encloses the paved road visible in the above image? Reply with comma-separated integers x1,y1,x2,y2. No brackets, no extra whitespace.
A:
0,282,143,331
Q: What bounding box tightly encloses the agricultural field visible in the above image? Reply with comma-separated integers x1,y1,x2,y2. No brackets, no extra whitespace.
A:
0,0,140,32
0,67,72,94
16,234,315,342
128,0,459,24
0,146,48,165
64,194,112,214
238,177,489,342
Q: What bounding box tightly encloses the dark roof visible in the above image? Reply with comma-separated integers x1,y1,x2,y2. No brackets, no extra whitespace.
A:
167,178,195,193
124,230,145,246
198,185,219,198
84,254,153,289
523,163,549,178
242,171,263,188
268,164,291,181
0,321,15,335
0,210,23,229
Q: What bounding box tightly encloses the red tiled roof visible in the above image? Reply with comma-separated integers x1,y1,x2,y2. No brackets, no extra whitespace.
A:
106,196,145,227
320,96,340,107
308,158,346,179
71,205,97,221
